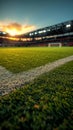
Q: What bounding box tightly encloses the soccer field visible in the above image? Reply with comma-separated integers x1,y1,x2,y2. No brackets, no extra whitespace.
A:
0,61,73,129
0,47,73,73
0,47,73,129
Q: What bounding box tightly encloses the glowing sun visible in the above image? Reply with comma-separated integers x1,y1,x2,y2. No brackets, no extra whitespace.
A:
7,29,18,36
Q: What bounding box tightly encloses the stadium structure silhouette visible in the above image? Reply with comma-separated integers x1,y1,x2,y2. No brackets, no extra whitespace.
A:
0,20,73,46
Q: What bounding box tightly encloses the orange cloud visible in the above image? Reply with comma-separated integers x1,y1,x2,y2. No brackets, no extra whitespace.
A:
0,22,36,35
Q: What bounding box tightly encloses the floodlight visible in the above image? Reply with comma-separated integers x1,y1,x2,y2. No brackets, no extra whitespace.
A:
43,30,46,33
35,32,37,34
29,33,32,36
66,24,71,28
29,33,33,36
38,30,46,33
3,32,7,34
38,31,42,33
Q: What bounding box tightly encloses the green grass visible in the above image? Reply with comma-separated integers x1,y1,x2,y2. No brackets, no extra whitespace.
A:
0,47,73,73
0,61,73,130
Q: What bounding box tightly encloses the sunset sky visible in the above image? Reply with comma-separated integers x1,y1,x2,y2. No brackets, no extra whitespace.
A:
0,0,73,35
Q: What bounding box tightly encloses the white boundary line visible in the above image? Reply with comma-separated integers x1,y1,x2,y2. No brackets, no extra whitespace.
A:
0,55,73,96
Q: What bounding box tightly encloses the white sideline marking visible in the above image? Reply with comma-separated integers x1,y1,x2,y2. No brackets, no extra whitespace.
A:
0,55,73,96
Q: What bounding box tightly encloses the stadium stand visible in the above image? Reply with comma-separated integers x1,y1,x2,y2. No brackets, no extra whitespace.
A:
0,20,73,46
